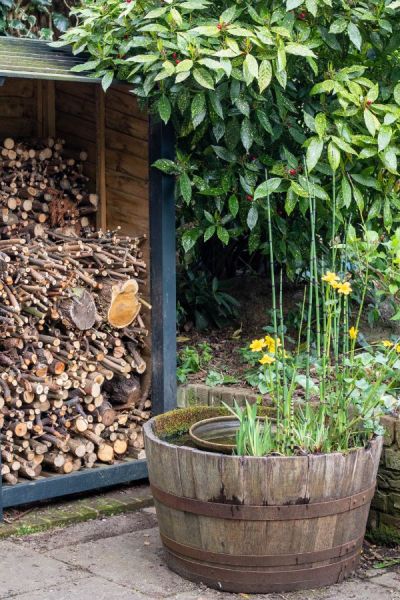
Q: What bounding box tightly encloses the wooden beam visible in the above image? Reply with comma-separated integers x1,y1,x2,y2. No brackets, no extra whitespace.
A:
0,460,148,511
36,80,44,137
96,87,107,231
46,80,56,138
149,119,176,415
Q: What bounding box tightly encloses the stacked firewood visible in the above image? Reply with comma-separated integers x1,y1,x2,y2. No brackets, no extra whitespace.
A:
0,137,98,239
0,138,150,484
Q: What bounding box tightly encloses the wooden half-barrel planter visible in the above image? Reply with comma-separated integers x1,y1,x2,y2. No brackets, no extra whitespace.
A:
144,407,382,594
0,37,176,516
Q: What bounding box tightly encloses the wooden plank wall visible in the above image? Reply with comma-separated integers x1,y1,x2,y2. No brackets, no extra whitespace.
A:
0,77,152,386
55,81,97,188
104,86,149,240
0,78,37,138
55,82,149,255
104,85,151,358
56,81,151,358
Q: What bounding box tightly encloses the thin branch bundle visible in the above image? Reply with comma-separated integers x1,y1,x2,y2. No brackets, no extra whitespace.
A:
0,138,150,484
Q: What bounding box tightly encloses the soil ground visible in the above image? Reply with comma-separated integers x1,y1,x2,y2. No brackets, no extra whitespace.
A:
178,275,400,389
1,497,400,600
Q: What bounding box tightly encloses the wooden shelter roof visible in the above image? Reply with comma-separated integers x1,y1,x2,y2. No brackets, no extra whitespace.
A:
0,37,99,83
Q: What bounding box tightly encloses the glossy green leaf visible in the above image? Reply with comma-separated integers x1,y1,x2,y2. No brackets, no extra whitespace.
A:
212,145,236,162
341,177,352,208
254,178,282,200
258,60,272,93
158,94,171,124
384,197,393,232
217,226,230,245
243,54,258,85
101,71,113,92
179,172,192,204
285,43,316,58
285,189,297,215
240,118,253,152
193,68,214,89
247,205,258,230
327,142,340,171
378,125,392,152
394,83,400,105
347,22,362,50
315,113,327,138
381,146,398,173
364,109,378,137
175,59,193,73
286,0,303,9
204,225,216,241
306,137,324,172
228,194,239,218
353,186,364,213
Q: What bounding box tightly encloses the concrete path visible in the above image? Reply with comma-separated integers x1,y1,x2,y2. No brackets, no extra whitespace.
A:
1,506,400,600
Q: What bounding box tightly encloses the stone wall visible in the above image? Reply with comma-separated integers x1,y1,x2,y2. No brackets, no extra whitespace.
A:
368,415,400,545
178,384,400,545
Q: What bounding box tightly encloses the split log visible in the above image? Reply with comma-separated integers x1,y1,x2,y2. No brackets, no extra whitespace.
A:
107,280,141,328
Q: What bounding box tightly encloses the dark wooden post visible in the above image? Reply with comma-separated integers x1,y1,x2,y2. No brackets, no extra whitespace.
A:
0,434,3,520
149,119,176,415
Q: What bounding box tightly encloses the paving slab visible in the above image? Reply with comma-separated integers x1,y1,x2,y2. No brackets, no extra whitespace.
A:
314,579,399,600
45,526,198,599
368,570,400,589
17,509,158,552
3,506,400,600
0,539,85,599
9,576,149,600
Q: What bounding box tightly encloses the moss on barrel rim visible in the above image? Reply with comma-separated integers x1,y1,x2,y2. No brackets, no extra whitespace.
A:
152,404,275,439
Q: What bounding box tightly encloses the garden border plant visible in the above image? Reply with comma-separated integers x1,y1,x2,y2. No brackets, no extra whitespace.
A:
58,0,400,300
143,177,399,591
0,0,73,39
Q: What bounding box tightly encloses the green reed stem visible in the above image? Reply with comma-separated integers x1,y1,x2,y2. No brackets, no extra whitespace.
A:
266,188,281,442
305,230,313,404
305,161,321,360
279,269,289,448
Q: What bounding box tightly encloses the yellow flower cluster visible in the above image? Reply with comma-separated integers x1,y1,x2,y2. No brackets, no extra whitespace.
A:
321,271,352,295
348,326,358,340
259,354,275,365
249,338,266,352
249,335,281,354
381,340,400,353
382,340,393,348
249,335,281,366
264,335,281,353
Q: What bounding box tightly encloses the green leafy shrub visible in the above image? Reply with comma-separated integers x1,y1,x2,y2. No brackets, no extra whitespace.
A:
177,342,212,382
0,1,73,39
59,0,400,284
348,226,400,326
177,268,240,329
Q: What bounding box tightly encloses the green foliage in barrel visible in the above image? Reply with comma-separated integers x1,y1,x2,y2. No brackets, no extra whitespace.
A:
60,0,400,280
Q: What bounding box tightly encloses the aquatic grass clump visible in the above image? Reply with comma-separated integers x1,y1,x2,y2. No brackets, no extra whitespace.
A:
235,171,400,457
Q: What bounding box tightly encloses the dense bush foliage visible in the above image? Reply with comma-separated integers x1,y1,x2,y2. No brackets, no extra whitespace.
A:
0,0,72,38
59,0,400,267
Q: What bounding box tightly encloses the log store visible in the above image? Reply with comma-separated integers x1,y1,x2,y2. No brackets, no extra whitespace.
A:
0,37,176,517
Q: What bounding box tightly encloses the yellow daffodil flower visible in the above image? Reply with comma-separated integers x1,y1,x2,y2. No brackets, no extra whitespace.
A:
264,335,281,354
322,271,339,285
259,354,275,365
349,326,358,340
249,338,266,352
382,340,394,348
396,344,400,354
337,281,352,295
